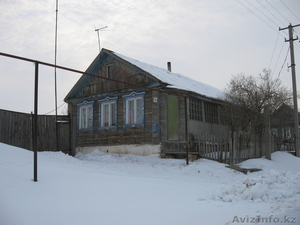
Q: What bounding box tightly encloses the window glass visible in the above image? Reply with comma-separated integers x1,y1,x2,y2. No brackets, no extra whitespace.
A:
87,106,93,129
103,104,109,127
111,103,116,126
189,99,202,121
136,98,143,124
107,64,115,78
128,99,135,124
204,102,219,124
80,107,86,129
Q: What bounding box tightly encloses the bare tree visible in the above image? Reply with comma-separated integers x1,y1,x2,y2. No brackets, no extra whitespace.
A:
222,69,293,135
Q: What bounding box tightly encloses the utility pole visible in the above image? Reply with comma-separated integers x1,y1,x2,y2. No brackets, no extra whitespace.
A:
279,23,300,157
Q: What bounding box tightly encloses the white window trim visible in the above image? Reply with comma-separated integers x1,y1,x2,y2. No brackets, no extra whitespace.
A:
98,97,118,131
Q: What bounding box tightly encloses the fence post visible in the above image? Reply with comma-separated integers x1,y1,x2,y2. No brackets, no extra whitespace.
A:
264,105,271,160
231,132,237,165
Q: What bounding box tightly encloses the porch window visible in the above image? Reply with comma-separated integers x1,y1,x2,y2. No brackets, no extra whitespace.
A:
98,97,118,130
122,92,145,129
204,102,219,124
189,99,203,121
78,101,94,132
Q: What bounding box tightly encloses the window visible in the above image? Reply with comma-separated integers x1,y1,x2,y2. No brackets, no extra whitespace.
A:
189,99,203,121
107,64,115,79
122,92,145,129
283,127,291,139
204,102,219,124
98,97,118,130
78,101,94,132
271,128,278,136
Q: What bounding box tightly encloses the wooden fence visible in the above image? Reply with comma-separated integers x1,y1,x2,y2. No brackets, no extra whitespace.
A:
193,133,257,164
162,131,297,164
0,109,70,154
272,136,296,155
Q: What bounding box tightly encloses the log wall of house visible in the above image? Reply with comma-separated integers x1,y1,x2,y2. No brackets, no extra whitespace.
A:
69,89,160,155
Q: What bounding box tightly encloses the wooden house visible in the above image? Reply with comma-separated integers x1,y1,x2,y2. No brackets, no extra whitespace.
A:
271,103,300,141
64,49,229,156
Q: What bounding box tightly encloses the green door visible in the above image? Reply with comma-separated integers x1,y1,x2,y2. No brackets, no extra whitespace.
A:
167,96,179,140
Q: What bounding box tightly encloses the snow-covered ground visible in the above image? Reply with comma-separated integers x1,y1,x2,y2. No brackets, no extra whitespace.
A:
1,143,299,225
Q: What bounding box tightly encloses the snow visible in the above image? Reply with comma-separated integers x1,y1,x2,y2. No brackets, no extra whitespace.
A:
114,52,225,100
1,143,300,225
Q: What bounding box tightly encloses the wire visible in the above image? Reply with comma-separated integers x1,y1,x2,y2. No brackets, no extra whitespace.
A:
268,31,280,71
256,0,285,27
0,12,52,43
237,0,284,36
245,0,280,28
273,40,286,76
277,46,290,78
43,102,66,115
280,0,300,22
265,0,290,24
58,12,95,38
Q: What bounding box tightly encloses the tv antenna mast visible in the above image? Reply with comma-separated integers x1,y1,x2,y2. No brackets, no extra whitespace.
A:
95,26,108,52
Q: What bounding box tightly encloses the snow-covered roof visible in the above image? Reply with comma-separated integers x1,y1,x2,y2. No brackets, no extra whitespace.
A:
114,52,225,100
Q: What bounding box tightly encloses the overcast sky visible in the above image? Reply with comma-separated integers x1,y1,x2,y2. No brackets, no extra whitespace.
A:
0,0,300,114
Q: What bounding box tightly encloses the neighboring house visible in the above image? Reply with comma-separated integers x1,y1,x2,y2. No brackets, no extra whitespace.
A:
64,48,229,156
271,103,300,141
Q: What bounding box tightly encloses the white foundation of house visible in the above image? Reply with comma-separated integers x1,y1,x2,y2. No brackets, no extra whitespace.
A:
75,144,161,156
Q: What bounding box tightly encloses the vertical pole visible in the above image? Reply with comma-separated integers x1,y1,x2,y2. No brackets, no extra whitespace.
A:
96,30,101,53
33,62,39,182
288,25,299,158
280,23,300,157
264,104,271,160
185,97,189,165
54,0,59,151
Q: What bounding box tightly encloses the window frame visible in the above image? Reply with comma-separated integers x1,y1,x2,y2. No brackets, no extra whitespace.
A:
122,92,145,130
98,97,118,131
77,101,94,133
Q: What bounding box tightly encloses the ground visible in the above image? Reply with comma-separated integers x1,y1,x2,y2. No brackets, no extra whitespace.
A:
1,143,299,225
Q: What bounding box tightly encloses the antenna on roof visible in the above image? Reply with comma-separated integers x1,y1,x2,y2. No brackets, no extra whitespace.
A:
95,26,108,53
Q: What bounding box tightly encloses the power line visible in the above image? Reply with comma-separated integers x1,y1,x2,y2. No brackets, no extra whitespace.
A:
273,40,286,76
265,0,290,24
256,0,285,27
245,0,280,28
280,0,300,22
268,31,280,71
237,0,284,35
277,46,290,78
